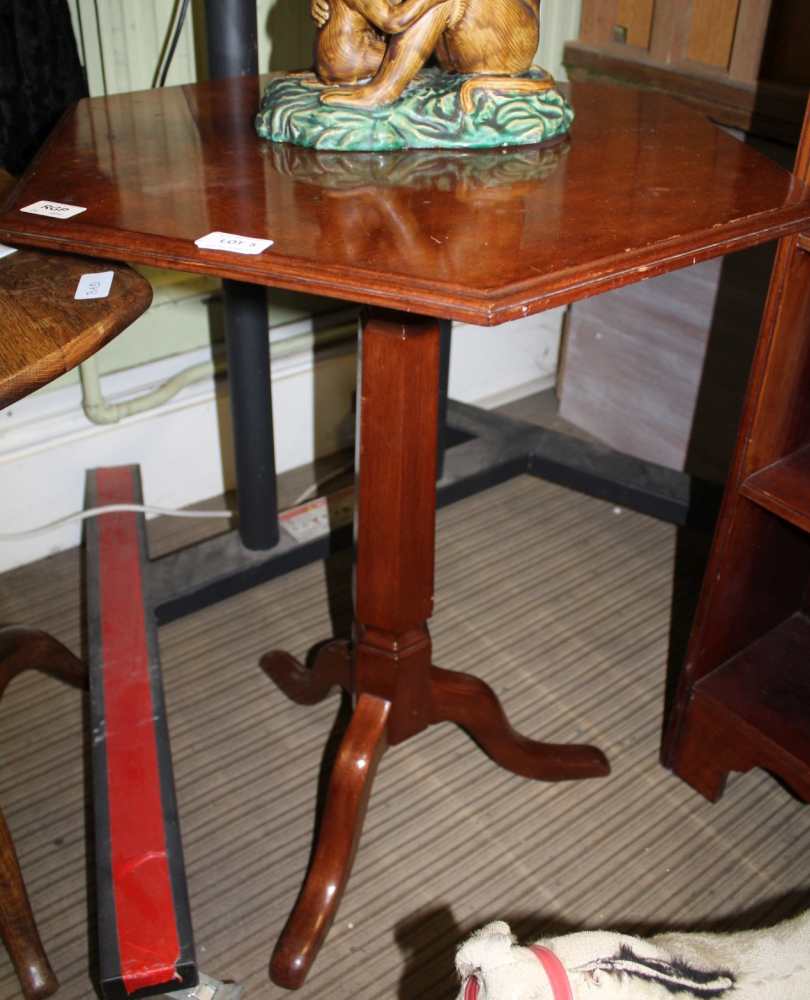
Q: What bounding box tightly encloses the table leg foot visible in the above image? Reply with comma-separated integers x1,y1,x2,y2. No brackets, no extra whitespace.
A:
0,628,82,998
0,807,59,1000
270,694,390,989
429,664,610,781
261,640,352,706
0,627,86,699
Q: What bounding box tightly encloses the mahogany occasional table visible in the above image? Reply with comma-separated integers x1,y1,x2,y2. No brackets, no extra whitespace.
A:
1,77,809,989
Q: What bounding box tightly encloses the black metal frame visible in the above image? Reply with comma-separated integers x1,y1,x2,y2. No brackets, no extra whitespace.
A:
204,0,279,551
148,397,719,624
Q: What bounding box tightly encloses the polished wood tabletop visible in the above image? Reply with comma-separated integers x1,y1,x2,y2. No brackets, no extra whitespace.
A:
0,77,808,324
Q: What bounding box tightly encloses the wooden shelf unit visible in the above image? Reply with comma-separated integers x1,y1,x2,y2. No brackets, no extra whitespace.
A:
676,613,810,802
664,99,810,802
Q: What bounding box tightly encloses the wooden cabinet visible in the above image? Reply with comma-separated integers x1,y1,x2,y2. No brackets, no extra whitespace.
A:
566,0,809,141
663,109,810,802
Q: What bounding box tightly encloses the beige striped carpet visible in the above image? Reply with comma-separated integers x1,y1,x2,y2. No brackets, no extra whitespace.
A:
1,475,808,999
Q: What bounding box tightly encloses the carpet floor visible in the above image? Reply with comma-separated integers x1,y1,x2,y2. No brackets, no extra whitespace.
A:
1,474,808,999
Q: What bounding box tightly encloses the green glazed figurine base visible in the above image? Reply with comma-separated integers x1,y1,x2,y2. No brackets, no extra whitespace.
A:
255,68,574,152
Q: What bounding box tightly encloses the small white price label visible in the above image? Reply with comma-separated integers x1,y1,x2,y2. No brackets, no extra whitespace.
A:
21,200,87,220
194,231,274,255
0,243,17,259
75,271,114,300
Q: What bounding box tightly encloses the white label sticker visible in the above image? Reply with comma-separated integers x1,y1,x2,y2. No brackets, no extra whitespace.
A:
194,231,274,255
75,271,114,300
21,200,87,219
279,486,354,544
0,243,17,259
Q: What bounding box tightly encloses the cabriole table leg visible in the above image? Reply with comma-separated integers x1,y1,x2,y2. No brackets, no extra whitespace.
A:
0,627,85,999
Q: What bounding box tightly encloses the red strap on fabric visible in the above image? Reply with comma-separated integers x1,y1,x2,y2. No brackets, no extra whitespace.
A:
462,944,572,1000
530,945,573,1000
463,974,480,1000
97,468,180,992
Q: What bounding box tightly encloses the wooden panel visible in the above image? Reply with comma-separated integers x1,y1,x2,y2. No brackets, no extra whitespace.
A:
687,0,741,69
728,0,772,81
578,0,620,45
745,246,810,472
579,0,652,50
616,0,655,48
649,0,690,63
564,41,808,141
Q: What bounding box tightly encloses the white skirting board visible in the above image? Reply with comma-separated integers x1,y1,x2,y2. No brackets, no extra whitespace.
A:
0,310,562,572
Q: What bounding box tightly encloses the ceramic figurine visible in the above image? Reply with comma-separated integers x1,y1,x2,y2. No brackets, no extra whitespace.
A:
255,0,574,151
310,0,553,111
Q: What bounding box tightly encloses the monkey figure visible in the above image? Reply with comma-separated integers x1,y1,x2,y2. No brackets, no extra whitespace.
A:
309,0,554,112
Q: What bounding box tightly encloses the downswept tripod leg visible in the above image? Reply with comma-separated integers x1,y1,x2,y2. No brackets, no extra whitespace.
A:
0,627,85,999
263,310,609,988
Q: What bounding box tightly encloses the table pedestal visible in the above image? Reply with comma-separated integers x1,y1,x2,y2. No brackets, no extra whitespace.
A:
261,309,610,988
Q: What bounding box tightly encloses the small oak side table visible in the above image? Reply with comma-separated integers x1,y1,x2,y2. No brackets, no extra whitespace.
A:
1,77,809,989
0,245,152,999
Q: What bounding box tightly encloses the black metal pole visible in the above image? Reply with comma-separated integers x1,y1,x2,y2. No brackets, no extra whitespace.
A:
205,0,279,550
222,279,279,546
204,0,259,78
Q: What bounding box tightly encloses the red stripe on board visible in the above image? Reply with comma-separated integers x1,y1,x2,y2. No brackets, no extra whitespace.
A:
96,468,180,993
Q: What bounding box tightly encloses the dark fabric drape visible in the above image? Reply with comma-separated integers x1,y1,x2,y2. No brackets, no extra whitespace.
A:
0,0,87,175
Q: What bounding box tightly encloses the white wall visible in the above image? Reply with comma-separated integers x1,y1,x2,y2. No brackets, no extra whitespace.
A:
0,307,563,572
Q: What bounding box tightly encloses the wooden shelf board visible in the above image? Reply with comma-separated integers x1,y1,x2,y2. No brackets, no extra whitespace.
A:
695,613,810,767
740,445,810,532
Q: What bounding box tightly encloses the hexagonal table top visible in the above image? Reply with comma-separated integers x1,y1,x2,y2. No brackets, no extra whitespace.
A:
1,76,808,325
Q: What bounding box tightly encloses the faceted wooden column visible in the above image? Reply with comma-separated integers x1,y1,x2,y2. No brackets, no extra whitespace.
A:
352,310,440,744
269,309,439,988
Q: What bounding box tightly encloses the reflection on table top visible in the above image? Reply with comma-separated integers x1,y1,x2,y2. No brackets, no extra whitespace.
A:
1,77,808,325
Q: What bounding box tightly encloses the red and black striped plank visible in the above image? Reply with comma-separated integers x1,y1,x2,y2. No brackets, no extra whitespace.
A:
86,466,197,998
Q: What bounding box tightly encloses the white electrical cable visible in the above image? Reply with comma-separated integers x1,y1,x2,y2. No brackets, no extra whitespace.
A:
1,461,357,542
0,504,233,540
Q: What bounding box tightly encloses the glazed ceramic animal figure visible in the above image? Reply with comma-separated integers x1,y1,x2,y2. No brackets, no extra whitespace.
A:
310,0,554,110
310,0,387,84
456,915,810,999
